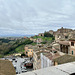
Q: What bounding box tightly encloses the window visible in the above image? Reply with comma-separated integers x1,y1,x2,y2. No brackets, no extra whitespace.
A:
71,42,74,46
31,50,32,52
72,51,73,55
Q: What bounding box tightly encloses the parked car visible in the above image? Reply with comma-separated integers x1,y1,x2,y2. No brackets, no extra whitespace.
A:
21,69,27,73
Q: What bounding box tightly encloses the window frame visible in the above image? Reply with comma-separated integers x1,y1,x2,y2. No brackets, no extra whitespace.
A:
71,42,74,46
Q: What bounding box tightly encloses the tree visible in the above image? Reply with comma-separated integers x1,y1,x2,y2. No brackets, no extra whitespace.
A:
44,32,53,37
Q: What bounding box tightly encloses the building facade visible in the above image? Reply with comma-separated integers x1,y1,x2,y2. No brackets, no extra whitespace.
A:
69,40,75,55
38,33,44,37
41,53,53,69
33,51,41,70
54,27,74,42
25,46,33,57
59,40,75,55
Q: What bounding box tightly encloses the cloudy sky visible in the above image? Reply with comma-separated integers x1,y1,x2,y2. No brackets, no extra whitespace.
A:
0,0,75,36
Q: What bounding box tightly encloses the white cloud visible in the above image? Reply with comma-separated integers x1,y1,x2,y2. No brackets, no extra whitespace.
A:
0,0,75,36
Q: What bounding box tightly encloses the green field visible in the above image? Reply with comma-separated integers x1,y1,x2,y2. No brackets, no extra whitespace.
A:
33,36,53,41
15,45,25,53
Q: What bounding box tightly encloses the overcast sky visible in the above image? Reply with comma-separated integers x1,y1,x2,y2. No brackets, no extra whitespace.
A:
0,0,75,36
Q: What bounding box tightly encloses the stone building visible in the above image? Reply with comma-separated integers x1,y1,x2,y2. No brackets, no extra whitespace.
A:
49,30,54,35
55,33,66,42
69,39,75,55
30,38,37,42
41,53,53,69
59,40,75,55
32,44,52,70
37,38,43,44
33,50,41,70
54,27,74,42
25,45,33,57
33,50,52,70
59,41,70,54
33,44,62,70
40,51,61,69
24,45,45,70
30,38,43,43
68,31,75,39
38,33,44,37
56,27,73,33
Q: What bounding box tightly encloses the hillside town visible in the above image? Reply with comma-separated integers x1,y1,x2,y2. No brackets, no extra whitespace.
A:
0,27,75,75
1,0,75,75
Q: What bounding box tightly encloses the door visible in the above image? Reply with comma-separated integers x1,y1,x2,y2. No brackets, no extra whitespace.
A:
72,51,73,55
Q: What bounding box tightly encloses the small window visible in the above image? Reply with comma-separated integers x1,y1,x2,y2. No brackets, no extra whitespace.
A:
71,42,74,46
31,50,32,52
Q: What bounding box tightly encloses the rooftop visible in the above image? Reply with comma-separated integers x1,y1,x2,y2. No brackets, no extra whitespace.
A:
69,38,75,41
44,52,60,60
53,55,75,64
59,41,69,45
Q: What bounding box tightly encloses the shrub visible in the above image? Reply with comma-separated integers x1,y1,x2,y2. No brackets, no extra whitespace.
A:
44,32,53,37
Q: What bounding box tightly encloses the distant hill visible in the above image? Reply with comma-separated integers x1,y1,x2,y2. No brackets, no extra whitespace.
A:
0,38,33,58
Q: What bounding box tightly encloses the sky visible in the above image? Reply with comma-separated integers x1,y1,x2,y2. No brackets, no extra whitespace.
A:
0,0,75,37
